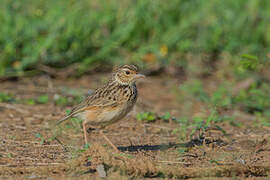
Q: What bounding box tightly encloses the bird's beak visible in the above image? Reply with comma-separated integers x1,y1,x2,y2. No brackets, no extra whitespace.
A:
134,74,145,79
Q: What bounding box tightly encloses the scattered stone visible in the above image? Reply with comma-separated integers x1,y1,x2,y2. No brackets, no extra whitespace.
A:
96,164,106,178
28,174,37,179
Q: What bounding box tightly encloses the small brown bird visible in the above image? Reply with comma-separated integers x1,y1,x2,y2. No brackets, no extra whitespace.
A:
57,65,145,151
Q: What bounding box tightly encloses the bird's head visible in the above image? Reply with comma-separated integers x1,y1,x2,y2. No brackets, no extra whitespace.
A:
113,65,145,85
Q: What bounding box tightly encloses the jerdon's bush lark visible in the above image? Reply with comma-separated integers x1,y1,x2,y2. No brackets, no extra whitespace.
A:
57,65,145,151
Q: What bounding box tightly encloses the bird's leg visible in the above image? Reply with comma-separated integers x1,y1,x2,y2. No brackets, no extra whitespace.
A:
127,137,134,147
83,121,88,145
100,130,120,153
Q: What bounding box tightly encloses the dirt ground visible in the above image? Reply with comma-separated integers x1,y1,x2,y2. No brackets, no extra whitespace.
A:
0,74,270,179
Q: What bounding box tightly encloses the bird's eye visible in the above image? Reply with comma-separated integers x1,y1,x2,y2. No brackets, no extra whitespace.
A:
125,71,130,75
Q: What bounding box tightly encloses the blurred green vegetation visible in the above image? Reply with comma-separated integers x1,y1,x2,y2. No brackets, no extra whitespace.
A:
176,77,270,137
0,0,270,75
136,112,156,122
0,92,81,106
0,92,14,102
1,0,270,138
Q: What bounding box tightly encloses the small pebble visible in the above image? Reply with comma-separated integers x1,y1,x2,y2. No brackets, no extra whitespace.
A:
96,164,106,178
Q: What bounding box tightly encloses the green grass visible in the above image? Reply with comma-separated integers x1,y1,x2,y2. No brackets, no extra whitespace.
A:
36,95,49,104
0,92,14,102
136,112,156,122
175,52,270,138
35,133,45,145
0,92,82,106
0,0,269,75
233,82,270,114
176,77,270,139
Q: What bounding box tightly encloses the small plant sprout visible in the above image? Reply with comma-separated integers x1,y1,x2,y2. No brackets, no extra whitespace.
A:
66,109,72,115
161,112,171,122
36,95,49,104
35,133,45,145
136,112,156,122
84,143,90,149
0,92,14,103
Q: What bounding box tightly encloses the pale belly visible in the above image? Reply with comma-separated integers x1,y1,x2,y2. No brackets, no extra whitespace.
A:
78,102,135,127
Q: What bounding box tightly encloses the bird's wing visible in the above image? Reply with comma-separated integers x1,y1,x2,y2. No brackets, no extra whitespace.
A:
56,88,120,125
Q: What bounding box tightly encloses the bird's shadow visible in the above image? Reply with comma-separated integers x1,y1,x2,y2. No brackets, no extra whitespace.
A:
118,143,184,152
117,137,225,152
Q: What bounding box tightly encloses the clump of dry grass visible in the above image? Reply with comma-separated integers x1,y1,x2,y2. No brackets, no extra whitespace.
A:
69,143,159,177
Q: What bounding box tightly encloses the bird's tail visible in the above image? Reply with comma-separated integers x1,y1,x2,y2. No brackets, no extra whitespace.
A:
56,107,85,125
56,114,73,125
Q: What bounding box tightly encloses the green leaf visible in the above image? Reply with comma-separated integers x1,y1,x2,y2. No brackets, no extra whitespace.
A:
161,112,171,121
55,96,69,106
240,54,259,71
66,109,72,115
37,95,49,104
84,143,90,149
26,98,36,105
0,93,14,103
136,112,156,122
35,133,42,138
